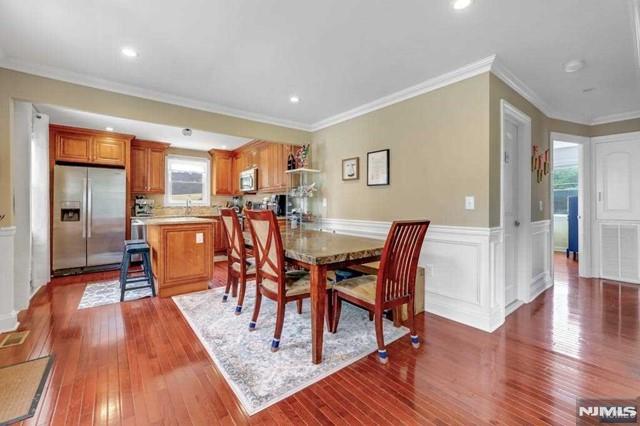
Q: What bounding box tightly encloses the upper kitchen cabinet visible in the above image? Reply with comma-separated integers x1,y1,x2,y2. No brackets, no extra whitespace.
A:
257,142,296,193
130,140,170,194
51,125,132,167
210,149,234,195
93,137,127,166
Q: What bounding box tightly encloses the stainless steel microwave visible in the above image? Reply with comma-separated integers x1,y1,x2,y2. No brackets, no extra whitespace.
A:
240,168,258,192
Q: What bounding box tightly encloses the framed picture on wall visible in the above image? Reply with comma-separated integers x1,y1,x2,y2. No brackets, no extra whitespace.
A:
367,149,390,186
342,157,359,180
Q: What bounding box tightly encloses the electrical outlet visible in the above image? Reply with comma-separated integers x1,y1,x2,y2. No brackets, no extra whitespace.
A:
195,232,204,244
465,196,475,210
425,264,434,277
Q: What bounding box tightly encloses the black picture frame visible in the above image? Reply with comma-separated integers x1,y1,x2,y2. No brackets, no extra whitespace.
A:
367,149,390,186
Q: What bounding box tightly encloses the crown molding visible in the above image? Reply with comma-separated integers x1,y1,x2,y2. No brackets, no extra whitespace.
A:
310,55,497,131
0,57,312,132
590,110,640,125
3,53,638,132
490,58,593,125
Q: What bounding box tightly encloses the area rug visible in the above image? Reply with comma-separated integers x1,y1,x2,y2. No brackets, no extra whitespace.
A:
78,280,153,309
173,283,409,415
0,356,54,425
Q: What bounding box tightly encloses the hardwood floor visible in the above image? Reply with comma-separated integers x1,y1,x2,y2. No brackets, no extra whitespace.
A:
1,255,639,425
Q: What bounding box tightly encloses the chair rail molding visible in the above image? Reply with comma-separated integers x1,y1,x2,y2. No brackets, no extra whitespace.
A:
0,226,18,332
318,218,507,332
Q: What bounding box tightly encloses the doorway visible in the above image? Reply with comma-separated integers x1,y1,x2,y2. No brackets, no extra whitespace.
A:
552,141,579,262
550,133,591,278
501,101,532,315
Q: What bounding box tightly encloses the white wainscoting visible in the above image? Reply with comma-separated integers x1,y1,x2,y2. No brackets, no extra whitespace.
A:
318,219,506,332
530,220,553,302
0,227,18,332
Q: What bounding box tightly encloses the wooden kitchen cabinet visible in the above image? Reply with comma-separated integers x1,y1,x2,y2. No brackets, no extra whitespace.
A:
213,219,228,254
92,137,127,166
210,149,234,195
256,142,295,193
130,140,169,194
52,125,132,167
55,130,92,163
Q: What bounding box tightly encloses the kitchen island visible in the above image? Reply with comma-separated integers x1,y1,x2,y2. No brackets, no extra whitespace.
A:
144,217,216,297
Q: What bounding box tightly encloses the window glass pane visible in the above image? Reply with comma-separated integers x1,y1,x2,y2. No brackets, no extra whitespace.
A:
553,165,578,214
166,156,209,204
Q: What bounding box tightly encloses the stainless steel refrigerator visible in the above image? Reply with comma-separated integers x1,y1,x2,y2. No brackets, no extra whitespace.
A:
53,165,126,271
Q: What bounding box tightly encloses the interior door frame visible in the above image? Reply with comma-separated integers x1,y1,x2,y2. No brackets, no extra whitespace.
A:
500,100,532,311
549,132,592,278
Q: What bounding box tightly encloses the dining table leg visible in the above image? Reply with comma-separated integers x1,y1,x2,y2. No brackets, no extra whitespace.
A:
309,263,327,364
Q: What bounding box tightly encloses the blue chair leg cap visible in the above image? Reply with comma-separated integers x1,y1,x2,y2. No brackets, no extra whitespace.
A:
377,349,389,364
234,305,242,315
222,293,229,302
411,335,420,348
271,339,280,352
248,321,256,331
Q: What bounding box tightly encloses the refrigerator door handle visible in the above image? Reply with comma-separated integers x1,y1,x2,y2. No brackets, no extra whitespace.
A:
82,178,87,239
87,178,93,238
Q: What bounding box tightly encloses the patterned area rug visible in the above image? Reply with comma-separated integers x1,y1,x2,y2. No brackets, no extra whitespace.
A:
173,283,409,415
78,280,153,309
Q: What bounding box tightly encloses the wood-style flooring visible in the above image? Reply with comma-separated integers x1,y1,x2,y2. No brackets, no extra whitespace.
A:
1,254,639,425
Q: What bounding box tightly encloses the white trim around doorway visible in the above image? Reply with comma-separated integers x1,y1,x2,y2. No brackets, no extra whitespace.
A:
500,100,533,313
549,132,592,278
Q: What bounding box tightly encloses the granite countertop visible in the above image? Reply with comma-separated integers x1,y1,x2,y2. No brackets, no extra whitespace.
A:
243,229,384,265
142,217,217,226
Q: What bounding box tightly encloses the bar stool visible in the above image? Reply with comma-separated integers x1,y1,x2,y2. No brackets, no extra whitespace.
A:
120,241,156,302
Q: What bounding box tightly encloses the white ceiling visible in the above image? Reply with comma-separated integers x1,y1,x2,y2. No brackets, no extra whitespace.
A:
2,0,639,129
36,104,252,151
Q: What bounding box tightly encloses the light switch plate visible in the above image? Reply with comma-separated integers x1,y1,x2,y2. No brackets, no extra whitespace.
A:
196,232,204,244
539,200,544,212
465,196,475,210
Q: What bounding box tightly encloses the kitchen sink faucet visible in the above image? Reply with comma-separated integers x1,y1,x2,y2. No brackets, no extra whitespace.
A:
186,198,192,216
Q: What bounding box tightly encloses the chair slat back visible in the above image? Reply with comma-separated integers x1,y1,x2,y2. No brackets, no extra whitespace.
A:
220,209,246,268
377,220,430,305
245,210,285,290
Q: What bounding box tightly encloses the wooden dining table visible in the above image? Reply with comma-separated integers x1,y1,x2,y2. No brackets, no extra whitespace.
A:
243,228,385,364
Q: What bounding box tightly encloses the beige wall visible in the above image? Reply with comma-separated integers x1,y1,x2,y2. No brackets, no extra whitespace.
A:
4,67,639,230
488,74,599,226
312,73,491,227
590,118,640,137
0,67,311,225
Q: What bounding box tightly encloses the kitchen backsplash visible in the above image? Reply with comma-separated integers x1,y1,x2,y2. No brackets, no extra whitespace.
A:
138,194,233,216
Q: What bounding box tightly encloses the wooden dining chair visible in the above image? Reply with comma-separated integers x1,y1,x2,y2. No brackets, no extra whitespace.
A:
245,209,314,352
220,208,256,315
331,220,430,364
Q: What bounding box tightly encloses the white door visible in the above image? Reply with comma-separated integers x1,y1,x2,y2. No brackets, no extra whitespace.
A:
595,138,640,221
504,119,520,307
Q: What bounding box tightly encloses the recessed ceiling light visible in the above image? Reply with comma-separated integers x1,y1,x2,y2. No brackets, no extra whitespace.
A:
121,47,138,58
564,59,585,73
105,127,114,132
452,0,473,10
289,95,300,104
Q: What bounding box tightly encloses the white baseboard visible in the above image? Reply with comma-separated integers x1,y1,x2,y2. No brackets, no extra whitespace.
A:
319,219,505,332
0,227,19,332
